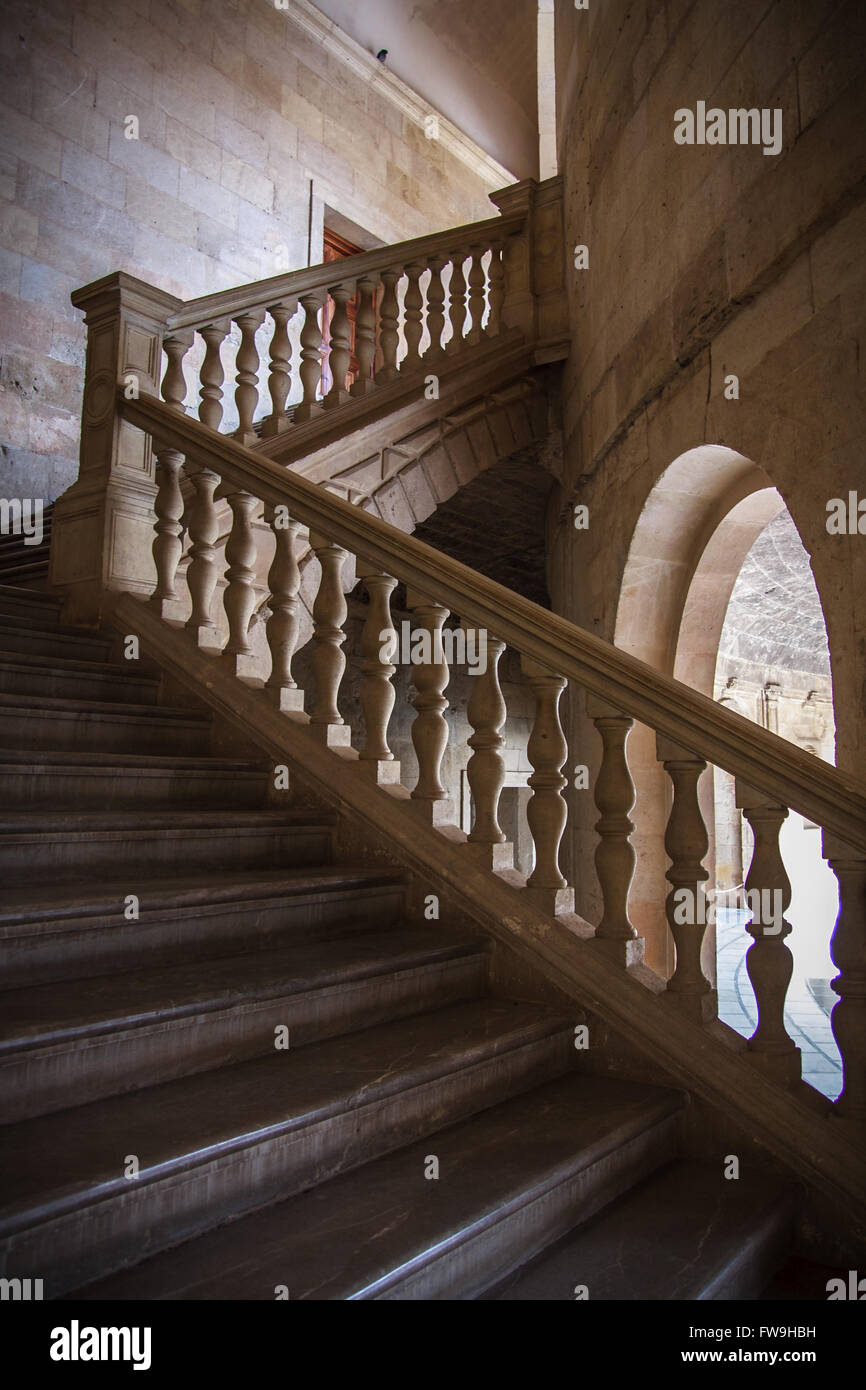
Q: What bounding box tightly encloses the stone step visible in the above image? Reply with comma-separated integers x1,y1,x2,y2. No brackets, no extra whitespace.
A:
0,561,49,585
0,650,161,703
0,748,272,810
0,585,61,621
0,618,113,662
0,810,335,884
0,999,575,1295
70,1074,684,1301
489,1161,794,1301
0,867,408,985
0,693,212,755
0,926,490,1121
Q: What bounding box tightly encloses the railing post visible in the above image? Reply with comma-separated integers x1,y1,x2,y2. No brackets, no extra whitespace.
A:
263,505,304,714
50,273,182,625
183,465,221,649
464,626,510,869
324,281,353,408
295,291,326,420
198,320,230,430
260,300,297,437
406,589,451,823
219,489,260,678
587,695,639,965
823,832,866,1122
351,276,378,397
521,657,573,915
150,330,193,618
308,532,349,744
736,782,801,1086
658,734,715,1018
375,269,400,384
357,562,399,783
233,308,265,445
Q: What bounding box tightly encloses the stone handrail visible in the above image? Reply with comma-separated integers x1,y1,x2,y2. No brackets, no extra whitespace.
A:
119,390,866,1127
125,392,866,851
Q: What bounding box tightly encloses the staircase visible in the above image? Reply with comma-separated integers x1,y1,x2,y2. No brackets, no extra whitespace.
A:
4,176,865,1297
0,582,800,1299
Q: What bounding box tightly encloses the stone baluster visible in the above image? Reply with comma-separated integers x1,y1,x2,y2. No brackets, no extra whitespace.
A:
403,260,425,368
198,320,229,430
309,533,349,743
184,465,221,648
521,658,573,915
466,244,487,342
424,254,447,361
263,504,304,714
585,696,639,963
151,330,192,615
448,251,468,352
351,276,378,397
823,832,866,1122
220,489,259,677
375,269,400,384
464,625,509,868
487,243,506,337
736,782,801,1085
232,309,265,445
407,590,450,821
295,291,325,420
261,300,296,437
324,281,353,408
357,563,399,782
658,735,715,1017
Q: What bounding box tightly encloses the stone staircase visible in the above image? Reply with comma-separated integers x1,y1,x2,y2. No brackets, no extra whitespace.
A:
0,582,798,1299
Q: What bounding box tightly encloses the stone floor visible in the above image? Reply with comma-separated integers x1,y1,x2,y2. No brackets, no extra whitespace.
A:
715,909,842,1100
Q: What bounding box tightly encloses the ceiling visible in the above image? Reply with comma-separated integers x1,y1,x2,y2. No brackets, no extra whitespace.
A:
313,0,539,180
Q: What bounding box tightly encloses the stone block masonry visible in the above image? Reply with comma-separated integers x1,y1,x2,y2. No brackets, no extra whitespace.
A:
0,0,500,501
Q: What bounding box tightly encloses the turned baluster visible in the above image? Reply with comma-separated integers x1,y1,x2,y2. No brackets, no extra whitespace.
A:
487,243,506,337
261,300,296,437
358,564,398,779
263,504,304,713
403,260,424,368
220,489,259,675
151,330,192,613
521,657,573,914
184,465,221,647
351,276,378,397
586,696,638,962
295,291,325,419
823,833,866,1121
324,281,353,408
309,532,348,742
233,309,265,445
198,320,229,430
375,269,400,384
407,590,450,819
736,782,801,1084
465,626,508,867
466,244,487,341
424,255,447,360
448,251,468,352
658,735,715,1016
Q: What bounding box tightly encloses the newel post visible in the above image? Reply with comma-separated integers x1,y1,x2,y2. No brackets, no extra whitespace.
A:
50,273,182,626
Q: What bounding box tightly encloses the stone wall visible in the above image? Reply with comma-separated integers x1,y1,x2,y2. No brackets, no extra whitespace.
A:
0,0,500,502
551,0,865,968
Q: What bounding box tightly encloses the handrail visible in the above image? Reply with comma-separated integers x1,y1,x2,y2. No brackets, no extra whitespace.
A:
122,390,866,853
166,209,527,334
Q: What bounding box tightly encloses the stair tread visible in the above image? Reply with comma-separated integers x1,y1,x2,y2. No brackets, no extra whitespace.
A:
0,925,489,1049
70,1073,684,1300
0,865,404,924
0,650,158,680
491,1161,794,1300
0,998,571,1231
0,586,59,606
0,748,265,770
0,615,106,640
0,692,210,721
0,809,335,835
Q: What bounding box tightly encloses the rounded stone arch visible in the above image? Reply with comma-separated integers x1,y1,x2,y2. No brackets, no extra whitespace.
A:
611,444,830,979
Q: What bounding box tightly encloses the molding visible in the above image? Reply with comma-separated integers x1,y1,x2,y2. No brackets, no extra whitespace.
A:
284,0,515,189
